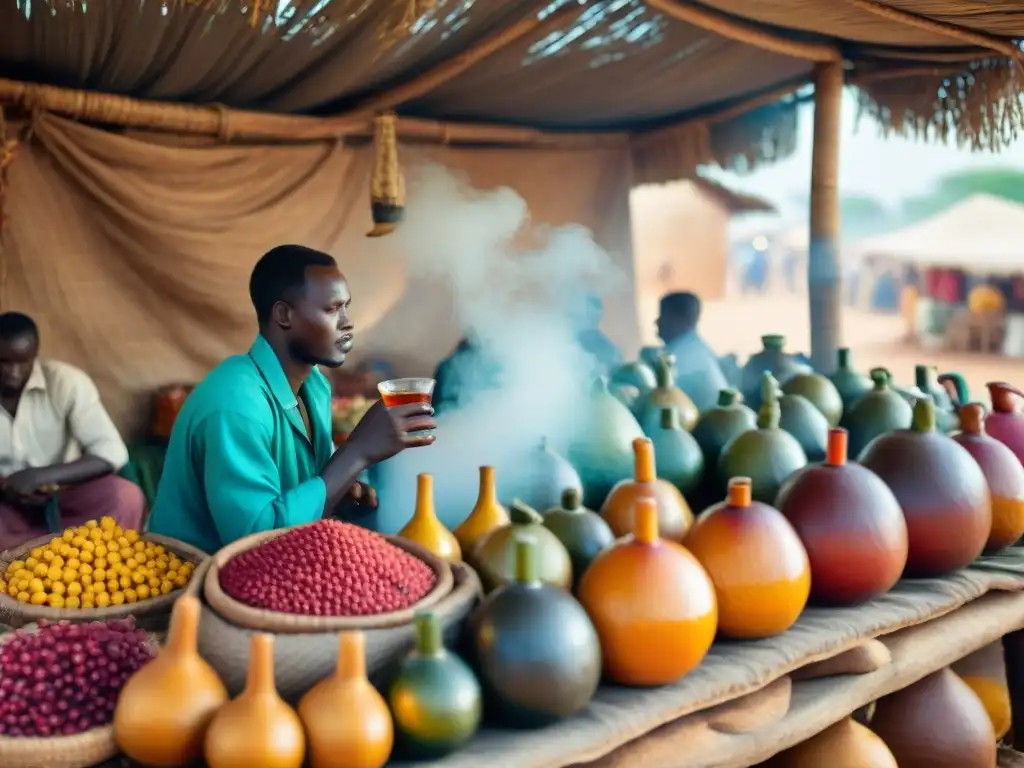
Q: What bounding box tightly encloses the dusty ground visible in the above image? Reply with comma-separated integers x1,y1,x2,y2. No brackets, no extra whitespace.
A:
636,291,1024,402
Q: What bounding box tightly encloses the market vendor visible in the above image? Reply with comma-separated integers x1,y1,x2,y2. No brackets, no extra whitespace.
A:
656,291,727,413
0,312,144,551
147,245,436,554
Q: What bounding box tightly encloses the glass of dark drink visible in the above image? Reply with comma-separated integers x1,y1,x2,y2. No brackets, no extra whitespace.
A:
377,378,436,407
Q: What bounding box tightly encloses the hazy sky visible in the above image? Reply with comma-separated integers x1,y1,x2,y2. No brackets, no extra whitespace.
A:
711,89,1024,222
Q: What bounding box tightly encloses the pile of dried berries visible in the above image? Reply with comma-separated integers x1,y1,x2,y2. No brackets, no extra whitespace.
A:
0,618,155,737
219,521,437,616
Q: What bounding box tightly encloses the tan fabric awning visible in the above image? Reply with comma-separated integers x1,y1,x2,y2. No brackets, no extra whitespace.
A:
0,0,1019,131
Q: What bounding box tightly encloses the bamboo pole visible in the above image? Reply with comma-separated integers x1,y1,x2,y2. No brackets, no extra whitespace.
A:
808,61,844,372
645,0,841,62
0,77,627,148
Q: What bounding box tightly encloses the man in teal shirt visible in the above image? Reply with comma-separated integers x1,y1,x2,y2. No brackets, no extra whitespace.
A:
148,245,436,553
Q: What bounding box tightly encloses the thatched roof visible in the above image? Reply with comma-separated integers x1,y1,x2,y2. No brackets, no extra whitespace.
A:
692,177,777,214
0,1,1021,183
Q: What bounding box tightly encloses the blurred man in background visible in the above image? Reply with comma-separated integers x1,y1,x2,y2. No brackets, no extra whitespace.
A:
573,294,622,376
656,292,727,413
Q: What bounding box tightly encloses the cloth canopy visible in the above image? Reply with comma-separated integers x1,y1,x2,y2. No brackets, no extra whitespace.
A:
855,193,1024,274
0,0,1020,138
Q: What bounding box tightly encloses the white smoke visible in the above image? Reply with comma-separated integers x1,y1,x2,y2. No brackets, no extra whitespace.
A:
371,164,623,531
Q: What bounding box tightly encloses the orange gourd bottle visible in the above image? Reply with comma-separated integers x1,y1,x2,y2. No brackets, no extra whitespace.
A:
205,633,306,768
600,437,694,543
398,473,462,562
577,497,717,686
298,631,394,768
114,595,229,766
454,466,509,553
685,477,810,639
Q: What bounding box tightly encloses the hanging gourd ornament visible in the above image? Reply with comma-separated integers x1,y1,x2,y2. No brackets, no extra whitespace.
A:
775,428,907,606
577,497,717,686
367,112,404,237
600,437,693,543
685,477,809,639
859,397,991,577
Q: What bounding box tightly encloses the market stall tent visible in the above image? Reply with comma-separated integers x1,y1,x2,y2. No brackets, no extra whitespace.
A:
0,1,1022,435
856,194,1024,275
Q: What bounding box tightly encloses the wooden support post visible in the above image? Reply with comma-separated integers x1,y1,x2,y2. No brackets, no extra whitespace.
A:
808,61,843,372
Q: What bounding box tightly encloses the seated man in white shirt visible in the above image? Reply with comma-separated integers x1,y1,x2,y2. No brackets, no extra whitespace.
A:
0,312,143,550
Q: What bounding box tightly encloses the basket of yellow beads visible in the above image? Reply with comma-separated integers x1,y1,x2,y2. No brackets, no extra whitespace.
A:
0,517,208,629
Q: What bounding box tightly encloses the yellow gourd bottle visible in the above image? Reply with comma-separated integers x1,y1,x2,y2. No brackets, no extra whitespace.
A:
298,631,394,768
205,634,306,768
454,466,509,553
399,473,462,562
114,595,229,766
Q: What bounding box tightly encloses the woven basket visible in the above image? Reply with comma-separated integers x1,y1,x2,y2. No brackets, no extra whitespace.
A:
0,724,117,768
202,524,454,634
0,533,208,630
188,555,482,702
0,623,160,768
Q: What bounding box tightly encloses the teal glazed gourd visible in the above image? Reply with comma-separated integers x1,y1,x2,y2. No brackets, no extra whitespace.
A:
387,611,482,759
782,371,844,427
542,488,615,589
634,353,699,433
609,361,656,397
829,347,873,424
650,407,704,496
718,372,807,504
741,335,811,409
469,535,602,727
846,368,913,459
778,389,830,463
567,377,646,509
692,389,758,468
912,364,958,433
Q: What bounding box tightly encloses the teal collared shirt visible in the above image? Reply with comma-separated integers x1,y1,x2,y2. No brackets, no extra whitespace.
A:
147,335,335,553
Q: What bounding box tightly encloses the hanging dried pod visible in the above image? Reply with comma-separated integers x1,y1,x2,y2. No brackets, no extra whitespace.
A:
114,595,229,766
205,634,306,768
366,112,405,238
298,631,394,768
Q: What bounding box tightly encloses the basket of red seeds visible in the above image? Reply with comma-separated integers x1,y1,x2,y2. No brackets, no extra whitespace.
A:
0,618,156,768
203,519,455,634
